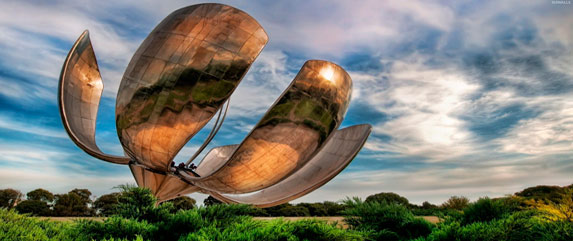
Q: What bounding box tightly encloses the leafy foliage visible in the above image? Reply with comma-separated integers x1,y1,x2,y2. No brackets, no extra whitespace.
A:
441,196,470,210
203,195,223,206
0,208,70,240
515,185,570,203
26,189,55,203
525,188,573,222
343,197,434,240
53,190,93,216
461,197,510,225
114,184,173,222
0,188,23,209
365,192,410,206
2,183,572,240
94,192,121,216
167,196,196,210
15,200,52,216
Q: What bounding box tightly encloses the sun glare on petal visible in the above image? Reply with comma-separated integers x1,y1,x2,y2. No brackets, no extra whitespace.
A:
320,66,335,84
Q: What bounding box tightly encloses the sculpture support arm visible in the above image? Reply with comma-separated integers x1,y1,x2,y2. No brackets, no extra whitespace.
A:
58,30,130,165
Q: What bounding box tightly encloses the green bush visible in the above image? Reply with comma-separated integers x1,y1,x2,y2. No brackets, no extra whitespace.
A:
461,197,510,225
420,210,573,241
114,184,174,222
342,197,433,240
73,216,157,241
180,217,366,241
0,208,70,241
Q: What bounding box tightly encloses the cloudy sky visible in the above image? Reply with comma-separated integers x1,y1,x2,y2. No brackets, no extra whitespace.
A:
0,0,572,205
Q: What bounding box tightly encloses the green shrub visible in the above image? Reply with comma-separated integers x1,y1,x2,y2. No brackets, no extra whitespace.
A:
342,197,433,240
461,197,510,225
0,208,70,241
195,203,255,222
516,185,568,203
180,217,366,241
73,216,157,241
154,208,208,240
421,209,573,241
114,184,174,222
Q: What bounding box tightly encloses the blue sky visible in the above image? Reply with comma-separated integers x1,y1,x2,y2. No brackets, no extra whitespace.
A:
0,0,572,205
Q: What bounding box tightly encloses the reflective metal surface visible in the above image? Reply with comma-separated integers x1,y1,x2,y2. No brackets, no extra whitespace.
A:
116,3,268,171
180,60,353,194
185,98,230,166
210,124,371,207
129,164,199,202
59,30,130,164
58,3,371,206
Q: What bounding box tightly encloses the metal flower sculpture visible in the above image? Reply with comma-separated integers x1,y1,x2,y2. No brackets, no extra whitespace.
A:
58,3,371,207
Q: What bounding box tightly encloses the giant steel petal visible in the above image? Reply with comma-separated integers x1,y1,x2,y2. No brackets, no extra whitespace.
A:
180,60,354,194
115,3,268,172
58,30,130,164
203,124,371,207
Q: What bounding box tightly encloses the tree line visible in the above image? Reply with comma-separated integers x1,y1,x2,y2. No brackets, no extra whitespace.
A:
1,183,572,240
0,186,196,217
1,183,571,217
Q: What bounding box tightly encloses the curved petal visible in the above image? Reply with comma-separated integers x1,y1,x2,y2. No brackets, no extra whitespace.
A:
58,30,130,164
116,3,268,172
195,144,239,177
206,124,371,207
182,60,353,194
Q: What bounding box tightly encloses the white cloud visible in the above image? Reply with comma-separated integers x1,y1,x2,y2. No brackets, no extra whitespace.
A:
0,115,67,139
498,95,573,155
360,55,480,161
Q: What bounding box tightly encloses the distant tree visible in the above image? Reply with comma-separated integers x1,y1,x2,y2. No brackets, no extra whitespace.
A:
15,200,51,216
27,189,54,203
93,192,120,216
0,189,23,209
365,192,410,206
168,196,196,210
53,189,93,216
204,195,223,206
297,203,328,216
263,203,289,216
70,189,92,203
323,201,346,216
441,196,470,210
421,201,438,209
264,203,310,217
277,205,310,217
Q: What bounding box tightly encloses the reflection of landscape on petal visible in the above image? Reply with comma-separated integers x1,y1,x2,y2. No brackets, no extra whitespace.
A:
116,65,244,170
197,61,353,194
114,4,267,172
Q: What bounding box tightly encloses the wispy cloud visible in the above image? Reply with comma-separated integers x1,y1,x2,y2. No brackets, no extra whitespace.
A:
0,115,66,139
